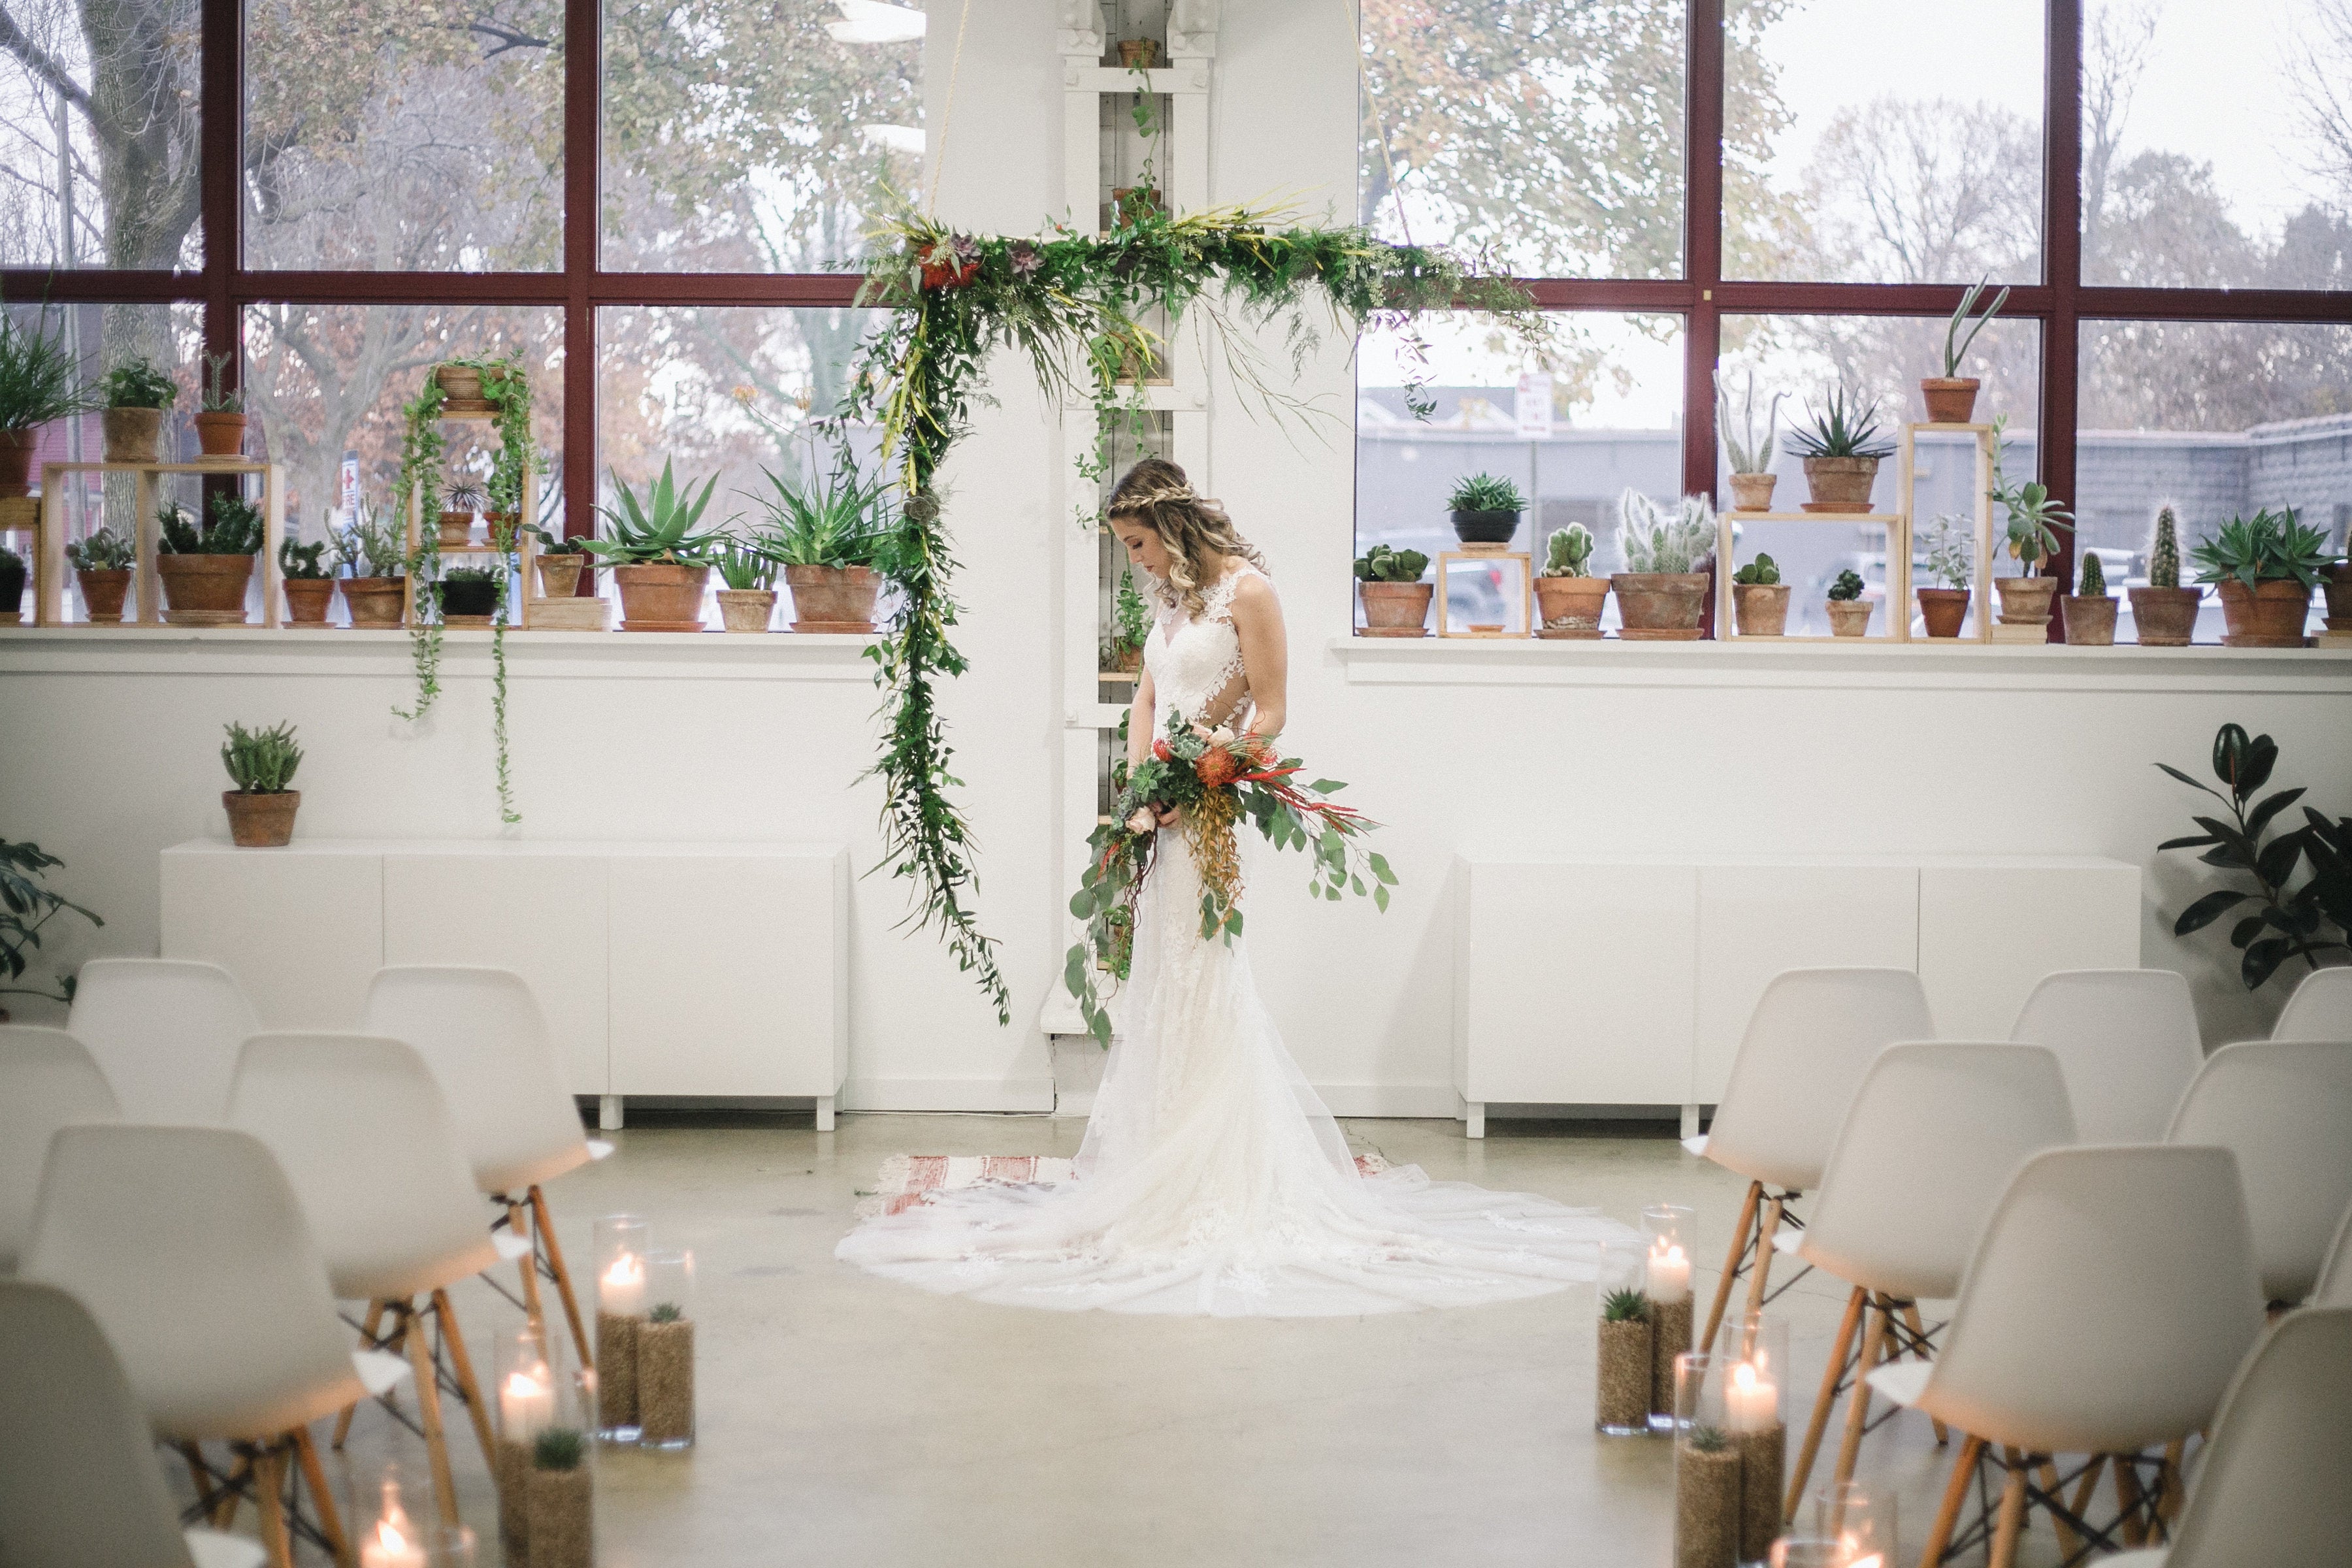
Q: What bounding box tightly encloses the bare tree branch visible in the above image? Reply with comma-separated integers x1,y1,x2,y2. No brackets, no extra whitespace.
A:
0,5,91,112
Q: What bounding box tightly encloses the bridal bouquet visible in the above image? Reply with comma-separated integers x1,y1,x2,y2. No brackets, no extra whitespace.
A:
1064,710,1394,1043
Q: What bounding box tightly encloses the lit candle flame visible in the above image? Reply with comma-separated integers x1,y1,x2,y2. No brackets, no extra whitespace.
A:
604,1254,643,1287
505,1370,547,1397
375,1518,408,1552
1733,1362,1757,1392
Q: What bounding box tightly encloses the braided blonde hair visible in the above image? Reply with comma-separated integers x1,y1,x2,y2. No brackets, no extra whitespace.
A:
1105,458,1267,619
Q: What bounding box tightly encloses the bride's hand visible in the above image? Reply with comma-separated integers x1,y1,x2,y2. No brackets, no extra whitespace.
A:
1152,802,1181,828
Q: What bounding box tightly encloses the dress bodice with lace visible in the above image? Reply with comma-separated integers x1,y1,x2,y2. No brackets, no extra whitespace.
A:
838,563,1632,1315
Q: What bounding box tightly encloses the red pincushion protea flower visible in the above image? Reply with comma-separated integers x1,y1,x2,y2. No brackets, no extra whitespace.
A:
919,237,981,290
1152,738,1174,761
1194,748,1239,789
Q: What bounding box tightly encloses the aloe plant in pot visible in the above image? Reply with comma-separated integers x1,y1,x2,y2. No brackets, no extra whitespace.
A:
748,465,890,634
156,495,263,625
1446,471,1526,547
2130,505,2200,645
2190,507,2334,647
1610,490,1714,640
0,302,95,496
1716,370,1783,514
1729,552,1789,636
1535,522,1607,638
65,525,135,622
220,720,302,847
713,536,779,632
1916,514,1973,638
99,355,175,464
583,460,728,631
1353,543,1432,636
1922,276,2007,425
1789,385,1893,514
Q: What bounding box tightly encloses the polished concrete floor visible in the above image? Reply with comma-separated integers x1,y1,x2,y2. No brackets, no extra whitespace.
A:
222,1113,2075,1567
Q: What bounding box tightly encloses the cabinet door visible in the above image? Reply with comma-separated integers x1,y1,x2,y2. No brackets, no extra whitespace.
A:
1919,863,2142,1040
160,847,383,1029
607,852,846,1098
1694,865,1920,1104
383,853,609,1096
1454,860,1697,1106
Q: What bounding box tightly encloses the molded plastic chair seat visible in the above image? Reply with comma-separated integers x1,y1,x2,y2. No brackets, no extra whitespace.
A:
2008,968,2202,1143
2270,966,2352,1042
2315,1200,2352,1307
0,1024,120,1271
66,958,261,1125
2166,1040,2352,1303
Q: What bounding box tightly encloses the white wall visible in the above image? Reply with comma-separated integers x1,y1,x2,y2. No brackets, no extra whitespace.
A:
3,3,2349,1105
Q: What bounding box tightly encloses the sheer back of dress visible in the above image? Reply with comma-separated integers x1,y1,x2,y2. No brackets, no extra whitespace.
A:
1145,563,1262,733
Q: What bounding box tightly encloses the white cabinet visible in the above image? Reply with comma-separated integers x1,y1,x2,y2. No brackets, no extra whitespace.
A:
1453,853,2140,1134
160,842,384,1030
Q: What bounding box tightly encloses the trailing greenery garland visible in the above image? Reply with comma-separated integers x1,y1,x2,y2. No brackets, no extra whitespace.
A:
840,199,1538,1021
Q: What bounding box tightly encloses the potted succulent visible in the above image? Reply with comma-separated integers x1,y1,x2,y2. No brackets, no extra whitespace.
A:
1446,472,1525,547
65,525,135,623
0,542,23,623
99,355,175,464
1610,490,1714,640
526,1427,593,1568
220,720,301,847
1789,386,1892,514
278,536,335,626
1923,276,2008,425
2129,505,2199,645
583,459,727,630
1100,568,1151,669
335,501,408,628
193,352,246,459
524,523,590,598
2190,507,2334,648
1824,568,1872,636
1916,514,1973,638
156,495,263,624
437,480,482,547
1987,423,2072,633
2062,551,2118,645
1716,370,1783,513
1730,552,1789,637
1534,522,1608,638
0,305,94,496
747,465,890,634
1352,543,1433,636
436,564,502,625
713,536,778,632
434,361,486,404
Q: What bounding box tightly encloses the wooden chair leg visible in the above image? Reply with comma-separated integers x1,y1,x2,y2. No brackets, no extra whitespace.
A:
505,1198,546,1324
294,1426,352,1568
1989,1450,2029,1568
1786,1285,1866,1523
530,1184,593,1373
180,1441,227,1527
255,1444,294,1568
1897,1301,1948,1445
2037,1460,2080,1561
1743,1194,1786,1325
1919,1433,1984,1568
332,1299,388,1449
434,1286,498,1470
2115,1455,2150,1547
1701,1180,1761,1357
2157,1437,2188,1523
1831,1293,1889,1496
400,1300,463,1529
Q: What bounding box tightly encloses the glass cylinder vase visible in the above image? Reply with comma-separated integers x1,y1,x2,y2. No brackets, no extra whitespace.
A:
1715,1313,1789,1566
636,1249,696,1449
1806,1480,1897,1568
1643,1203,1699,1431
1674,1351,1742,1568
592,1215,649,1442
490,1323,581,1562
1594,1236,1653,1436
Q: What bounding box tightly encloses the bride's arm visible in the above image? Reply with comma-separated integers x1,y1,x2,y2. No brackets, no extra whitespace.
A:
1228,573,1286,741
1128,663,1154,769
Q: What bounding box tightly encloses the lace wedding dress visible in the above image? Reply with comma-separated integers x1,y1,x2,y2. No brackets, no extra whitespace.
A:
837,565,1630,1315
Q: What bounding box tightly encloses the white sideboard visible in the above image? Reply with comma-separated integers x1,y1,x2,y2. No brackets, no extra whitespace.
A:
1450,853,2142,1136
160,839,849,1128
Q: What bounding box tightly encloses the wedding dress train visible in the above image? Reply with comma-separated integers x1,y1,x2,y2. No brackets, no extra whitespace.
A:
836,566,1631,1315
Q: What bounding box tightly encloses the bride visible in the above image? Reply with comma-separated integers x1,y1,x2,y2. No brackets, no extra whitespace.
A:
838,459,1628,1315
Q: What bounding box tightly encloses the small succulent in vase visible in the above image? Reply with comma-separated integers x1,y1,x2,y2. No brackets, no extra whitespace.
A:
1534,522,1608,639
1445,470,1526,548
65,525,136,623
1354,543,1433,637
526,1426,593,1568
1824,566,1874,638
1729,550,1789,638
1595,1286,1654,1434
193,351,246,458
220,720,302,846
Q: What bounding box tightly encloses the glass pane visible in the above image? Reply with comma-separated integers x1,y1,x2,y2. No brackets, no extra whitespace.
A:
1356,313,1685,632
2078,318,2352,638
1358,0,1686,280
2083,0,2349,289
243,1,562,270
243,304,564,549
600,1,922,272
0,1,201,267
1724,0,2045,284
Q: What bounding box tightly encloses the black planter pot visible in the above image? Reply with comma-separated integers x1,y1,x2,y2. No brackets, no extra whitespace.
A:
438,576,501,617
0,557,24,614
1450,508,1520,546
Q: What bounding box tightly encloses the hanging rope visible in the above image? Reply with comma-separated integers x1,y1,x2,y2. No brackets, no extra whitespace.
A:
925,0,975,215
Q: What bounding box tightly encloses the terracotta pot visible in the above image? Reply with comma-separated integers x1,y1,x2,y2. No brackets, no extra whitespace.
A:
1109,186,1161,227
222,790,299,848
1610,572,1709,640
192,412,245,459
1109,641,1143,673
537,554,585,598
283,578,335,626
1728,472,1776,513
717,587,777,632
613,561,711,630
1731,581,1791,637
1991,574,2058,626
1117,38,1159,67
76,567,131,623
1919,378,1980,424
783,563,881,633
436,513,474,546
342,577,406,628
156,553,255,623
0,427,35,497
1801,455,1880,514
1533,576,1609,639
1825,598,1875,637
2216,578,2313,647
2323,563,2352,629
435,364,484,402
102,406,164,464
1916,586,1970,639
2062,594,2117,645
2129,585,2202,646
1358,580,1433,636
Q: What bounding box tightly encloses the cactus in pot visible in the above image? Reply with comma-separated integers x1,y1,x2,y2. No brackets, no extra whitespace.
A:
2130,503,2202,646
1824,566,1874,638
1611,491,1715,640
1534,522,1608,640
1729,551,1790,638
2064,547,2117,645
1354,543,1433,637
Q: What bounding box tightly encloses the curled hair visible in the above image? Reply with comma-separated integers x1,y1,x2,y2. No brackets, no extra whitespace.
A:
1105,457,1267,619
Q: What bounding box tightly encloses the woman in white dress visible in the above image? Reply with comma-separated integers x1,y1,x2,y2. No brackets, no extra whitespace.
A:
837,459,1629,1315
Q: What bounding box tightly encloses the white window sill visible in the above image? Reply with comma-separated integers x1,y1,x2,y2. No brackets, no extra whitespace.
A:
0,625,877,681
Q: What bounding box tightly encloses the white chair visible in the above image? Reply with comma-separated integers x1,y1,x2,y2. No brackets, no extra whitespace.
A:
22,1124,408,1568
2270,965,2352,1042
0,1024,120,1271
1868,1146,2263,1568
66,958,261,1124
227,1032,506,1527
1691,968,1934,1353
1779,1043,2076,1519
2167,1040,2352,1305
361,966,605,1371
2315,1199,2352,1307
0,1279,267,1568
2008,968,2202,1143
2103,1307,2352,1568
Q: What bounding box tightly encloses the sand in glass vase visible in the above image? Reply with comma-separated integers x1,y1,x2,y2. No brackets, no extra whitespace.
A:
593,1213,649,1441
636,1249,697,1448
492,1321,580,1561
1595,1235,1654,1435
1644,1203,1698,1429
1715,1312,1789,1565
1674,1351,1742,1568
1808,1480,1897,1568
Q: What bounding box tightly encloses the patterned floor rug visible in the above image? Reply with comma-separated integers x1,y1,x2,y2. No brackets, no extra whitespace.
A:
858,1151,1393,1218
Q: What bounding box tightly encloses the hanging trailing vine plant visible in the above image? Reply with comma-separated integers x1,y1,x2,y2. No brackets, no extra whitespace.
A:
840,197,1540,1021
393,377,449,722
